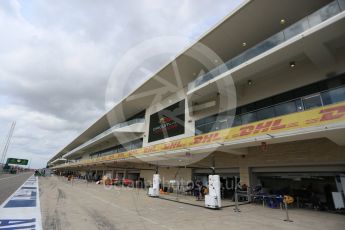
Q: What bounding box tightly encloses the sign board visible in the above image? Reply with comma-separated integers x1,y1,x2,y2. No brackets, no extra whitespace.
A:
148,100,185,142
6,158,29,165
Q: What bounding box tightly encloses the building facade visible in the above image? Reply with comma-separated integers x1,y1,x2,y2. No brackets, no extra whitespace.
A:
49,0,345,209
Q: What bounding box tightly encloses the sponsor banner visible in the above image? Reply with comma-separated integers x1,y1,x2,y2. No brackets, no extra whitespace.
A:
148,100,185,142
0,176,42,230
58,102,345,168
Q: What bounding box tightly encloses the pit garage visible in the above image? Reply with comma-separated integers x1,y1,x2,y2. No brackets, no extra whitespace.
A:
193,167,240,199
250,165,345,210
127,170,140,182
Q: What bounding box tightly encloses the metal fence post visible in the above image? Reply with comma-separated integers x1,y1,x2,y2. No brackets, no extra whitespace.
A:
283,201,293,222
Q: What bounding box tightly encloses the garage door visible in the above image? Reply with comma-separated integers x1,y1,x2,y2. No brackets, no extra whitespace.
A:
250,165,345,211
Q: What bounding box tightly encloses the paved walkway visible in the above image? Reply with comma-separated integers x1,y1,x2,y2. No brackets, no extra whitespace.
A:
39,176,345,230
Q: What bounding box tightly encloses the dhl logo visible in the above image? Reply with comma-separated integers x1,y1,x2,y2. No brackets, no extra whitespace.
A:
163,141,184,150
234,104,345,138
236,119,287,137
193,133,222,144
319,105,345,121
144,146,156,153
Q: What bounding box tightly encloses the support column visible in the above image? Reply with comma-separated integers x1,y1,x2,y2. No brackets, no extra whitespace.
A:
239,165,250,186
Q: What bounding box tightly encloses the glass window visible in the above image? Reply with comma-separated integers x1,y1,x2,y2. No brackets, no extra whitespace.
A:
294,83,320,98
204,115,217,124
283,18,309,40
209,122,218,132
274,101,298,116
243,45,261,61
212,122,221,131
255,32,285,53
256,98,273,109
234,115,242,127
231,52,247,69
196,115,215,127
295,99,304,111
256,106,275,121
118,147,125,153
235,107,242,115
273,91,295,104
195,125,202,134
195,119,203,127
339,0,345,11
308,1,340,27
218,120,228,130
195,127,203,135
227,116,242,127
241,112,257,125
197,123,214,134
241,103,257,114
320,77,342,91
321,87,345,105
302,94,322,110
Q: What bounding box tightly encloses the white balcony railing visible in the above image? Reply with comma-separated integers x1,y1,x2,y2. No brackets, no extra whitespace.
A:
188,0,345,91
63,118,145,158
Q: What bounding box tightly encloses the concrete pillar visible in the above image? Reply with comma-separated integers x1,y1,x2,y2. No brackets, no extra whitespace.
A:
123,169,127,179
239,165,250,186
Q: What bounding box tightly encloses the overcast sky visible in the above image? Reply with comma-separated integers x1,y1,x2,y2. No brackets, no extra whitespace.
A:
0,0,242,168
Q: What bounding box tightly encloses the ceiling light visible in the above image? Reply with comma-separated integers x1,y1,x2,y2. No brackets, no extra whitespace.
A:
242,42,247,47
247,80,253,86
280,19,286,25
289,61,295,68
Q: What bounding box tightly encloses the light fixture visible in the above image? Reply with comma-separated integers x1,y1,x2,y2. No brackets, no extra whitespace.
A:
289,61,295,68
280,19,286,25
247,80,253,86
242,42,247,47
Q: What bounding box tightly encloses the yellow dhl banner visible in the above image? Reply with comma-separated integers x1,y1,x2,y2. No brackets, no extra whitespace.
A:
61,102,345,167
